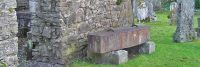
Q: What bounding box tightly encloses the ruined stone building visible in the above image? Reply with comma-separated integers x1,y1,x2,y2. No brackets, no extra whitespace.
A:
1,0,134,67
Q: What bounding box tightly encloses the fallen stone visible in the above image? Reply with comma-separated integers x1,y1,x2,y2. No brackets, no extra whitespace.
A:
139,41,156,54
88,50,128,64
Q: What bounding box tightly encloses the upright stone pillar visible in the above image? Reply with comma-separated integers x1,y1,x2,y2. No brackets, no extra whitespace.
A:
16,0,31,63
198,17,200,38
173,0,196,42
0,0,18,67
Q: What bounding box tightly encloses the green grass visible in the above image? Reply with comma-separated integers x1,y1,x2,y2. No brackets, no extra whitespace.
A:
72,12,200,67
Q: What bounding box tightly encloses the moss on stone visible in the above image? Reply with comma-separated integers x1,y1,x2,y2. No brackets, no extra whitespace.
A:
116,0,123,5
65,43,77,56
0,10,2,16
0,61,6,67
8,8,14,13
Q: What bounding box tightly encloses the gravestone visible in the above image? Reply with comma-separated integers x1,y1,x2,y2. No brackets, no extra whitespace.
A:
139,41,156,54
134,0,157,23
144,0,156,22
198,17,200,38
88,26,150,53
169,2,178,25
136,1,148,23
152,0,161,11
173,0,196,42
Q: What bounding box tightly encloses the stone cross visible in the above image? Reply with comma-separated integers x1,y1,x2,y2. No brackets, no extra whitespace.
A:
173,0,196,42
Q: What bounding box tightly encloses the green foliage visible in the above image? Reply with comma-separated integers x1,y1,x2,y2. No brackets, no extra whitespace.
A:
116,0,123,5
8,8,14,13
0,61,7,67
195,0,200,9
162,0,200,10
27,40,33,50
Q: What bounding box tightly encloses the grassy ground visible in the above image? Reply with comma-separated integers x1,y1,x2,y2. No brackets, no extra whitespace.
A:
72,12,200,67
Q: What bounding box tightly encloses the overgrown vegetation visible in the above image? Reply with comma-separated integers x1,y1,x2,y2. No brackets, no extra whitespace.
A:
0,61,6,67
116,0,123,5
72,12,200,67
195,0,200,9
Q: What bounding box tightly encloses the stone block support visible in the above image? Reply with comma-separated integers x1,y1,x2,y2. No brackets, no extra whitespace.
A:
139,41,156,54
88,50,128,64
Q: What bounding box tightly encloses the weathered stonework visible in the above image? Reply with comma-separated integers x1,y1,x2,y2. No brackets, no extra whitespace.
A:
169,2,178,25
26,0,133,66
139,41,156,54
91,50,128,64
173,0,196,42
198,17,200,38
152,0,161,11
133,0,156,22
0,0,18,66
16,0,31,63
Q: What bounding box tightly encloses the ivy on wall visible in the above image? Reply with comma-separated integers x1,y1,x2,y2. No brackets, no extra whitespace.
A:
116,0,123,5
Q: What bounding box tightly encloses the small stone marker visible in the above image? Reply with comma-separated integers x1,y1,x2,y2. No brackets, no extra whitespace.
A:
169,2,178,25
139,41,156,54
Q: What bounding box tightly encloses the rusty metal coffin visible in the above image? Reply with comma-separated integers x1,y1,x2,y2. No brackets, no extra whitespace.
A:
88,26,150,53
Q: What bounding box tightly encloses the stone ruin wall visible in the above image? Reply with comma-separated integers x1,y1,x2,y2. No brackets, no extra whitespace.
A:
0,0,134,66
0,0,18,67
15,0,134,66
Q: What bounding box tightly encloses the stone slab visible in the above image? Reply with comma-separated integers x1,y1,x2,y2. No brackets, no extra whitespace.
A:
88,26,150,53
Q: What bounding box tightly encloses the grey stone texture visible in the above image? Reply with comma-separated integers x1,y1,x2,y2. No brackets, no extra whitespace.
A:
16,0,31,63
144,0,154,19
152,0,161,11
89,50,128,64
173,0,196,42
133,0,156,22
139,41,156,54
27,0,133,66
198,17,200,38
0,0,18,66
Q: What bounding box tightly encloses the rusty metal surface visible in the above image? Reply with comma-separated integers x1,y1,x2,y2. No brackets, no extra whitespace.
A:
88,26,150,53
